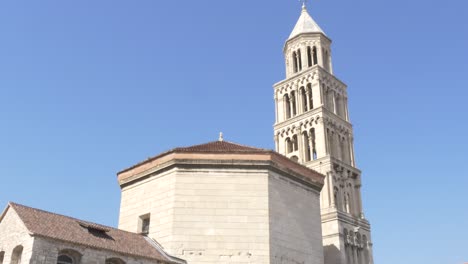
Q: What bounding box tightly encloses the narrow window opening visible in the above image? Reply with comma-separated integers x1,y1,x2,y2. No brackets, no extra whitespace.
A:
300,88,307,112
292,135,298,151
292,52,298,73
313,46,318,65
307,46,312,67
307,83,313,110
284,94,291,119
290,92,297,116
0,251,4,264
57,255,73,264
311,128,317,160
297,49,302,71
303,132,311,162
139,214,151,235
10,246,23,264
286,138,292,153
106,258,126,264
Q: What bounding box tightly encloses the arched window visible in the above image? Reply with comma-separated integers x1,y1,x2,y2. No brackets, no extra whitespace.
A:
286,138,292,153
300,87,307,112
307,46,312,67
292,52,298,73
324,49,329,71
310,128,317,160
333,187,339,209
0,251,4,264
10,246,23,264
106,258,126,264
284,94,291,119
345,193,351,213
297,49,302,71
292,135,298,151
303,131,311,162
57,249,81,264
307,83,313,110
290,91,297,116
312,46,318,65
57,255,73,264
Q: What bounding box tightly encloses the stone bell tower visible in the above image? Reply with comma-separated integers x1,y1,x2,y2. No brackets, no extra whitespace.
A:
273,4,374,264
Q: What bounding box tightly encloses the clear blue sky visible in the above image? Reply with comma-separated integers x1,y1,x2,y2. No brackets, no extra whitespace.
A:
1,0,467,263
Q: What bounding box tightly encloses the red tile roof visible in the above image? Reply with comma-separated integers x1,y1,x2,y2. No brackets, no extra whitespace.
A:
172,141,269,153
6,203,184,263
119,141,324,188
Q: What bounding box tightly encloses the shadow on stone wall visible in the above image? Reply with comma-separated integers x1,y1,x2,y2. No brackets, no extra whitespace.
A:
323,245,341,264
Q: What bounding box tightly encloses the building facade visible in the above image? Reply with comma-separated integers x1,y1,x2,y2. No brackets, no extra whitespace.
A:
117,140,326,264
273,5,374,264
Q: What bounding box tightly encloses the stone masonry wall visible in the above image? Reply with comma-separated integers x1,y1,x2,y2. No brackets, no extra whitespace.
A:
0,207,34,264
29,236,164,264
268,171,324,264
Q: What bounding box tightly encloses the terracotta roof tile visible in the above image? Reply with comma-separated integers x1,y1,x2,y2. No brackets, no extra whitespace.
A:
172,141,269,153
118,140,324,188
8,203,181,263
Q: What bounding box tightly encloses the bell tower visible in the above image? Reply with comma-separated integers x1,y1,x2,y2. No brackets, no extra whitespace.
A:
273,4,374,264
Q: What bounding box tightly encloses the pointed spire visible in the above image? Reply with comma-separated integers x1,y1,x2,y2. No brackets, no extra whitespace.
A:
289,3,326,39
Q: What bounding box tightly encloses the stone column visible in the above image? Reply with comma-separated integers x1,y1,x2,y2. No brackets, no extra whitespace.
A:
312,81,321,110
294,87,299,116
305,89,311,112
317,44,324,68
289,95,294,119
315,119,327,158
298,87,304,114
301,46,308,69
349,136,356,166
274,94,278,123
345,97,350,122
296,127,305,162
274,134,279,152
329,173,335,208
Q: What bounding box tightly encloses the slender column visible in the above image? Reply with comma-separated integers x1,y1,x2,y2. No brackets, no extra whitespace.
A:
296,127,305,162
289,95,294,118
274,134,279,152
315,120,327,158
301,46,308,71
329,50,334,74
317,44,324,68
294,88,299,116
283,95,288,120
328,173,335,208
345,97,350,121
332,91,338,114
274,94,278,123
349,136,356,166
305,90,311,111
312,81,321,109
353,245,359,264
335,133,342,160
298,88,304,114
356,184,364,218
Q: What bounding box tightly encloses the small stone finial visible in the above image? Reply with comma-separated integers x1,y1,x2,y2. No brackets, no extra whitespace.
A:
219,132,224,142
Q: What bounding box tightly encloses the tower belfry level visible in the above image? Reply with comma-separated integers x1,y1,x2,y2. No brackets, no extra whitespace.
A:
273,5,374,264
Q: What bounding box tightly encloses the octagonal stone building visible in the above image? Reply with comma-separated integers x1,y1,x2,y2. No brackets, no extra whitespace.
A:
117,139,325,264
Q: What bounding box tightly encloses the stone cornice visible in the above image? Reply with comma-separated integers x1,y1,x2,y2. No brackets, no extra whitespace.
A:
118,152,325,192
274,65,347,91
